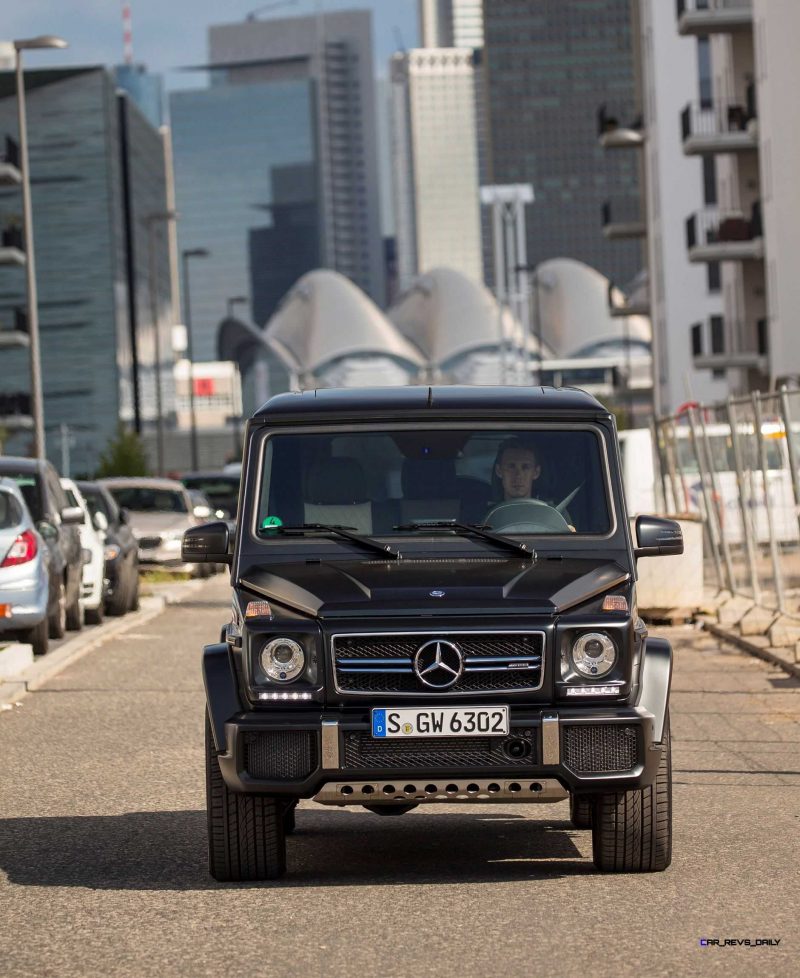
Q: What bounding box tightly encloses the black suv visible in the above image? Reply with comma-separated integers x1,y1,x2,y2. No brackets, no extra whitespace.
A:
185,387,681,881
0,455,84,635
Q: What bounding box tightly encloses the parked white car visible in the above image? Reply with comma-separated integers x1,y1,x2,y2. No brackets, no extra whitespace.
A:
61,478,106,625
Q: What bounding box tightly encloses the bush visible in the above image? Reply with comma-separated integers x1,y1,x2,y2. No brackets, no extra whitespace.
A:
95,424,150,477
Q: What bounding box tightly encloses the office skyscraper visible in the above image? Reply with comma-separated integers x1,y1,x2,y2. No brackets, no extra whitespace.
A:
207,10,384,305
483,0,642,285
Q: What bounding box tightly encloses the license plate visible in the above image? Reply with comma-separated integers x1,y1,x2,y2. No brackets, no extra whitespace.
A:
372,706,509,739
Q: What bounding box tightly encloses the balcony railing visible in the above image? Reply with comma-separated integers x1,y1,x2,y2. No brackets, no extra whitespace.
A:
685,203,763,261
601,198,646,239
691,314,768,371
680,97,758,154
677,0,753,35
597,104,644,149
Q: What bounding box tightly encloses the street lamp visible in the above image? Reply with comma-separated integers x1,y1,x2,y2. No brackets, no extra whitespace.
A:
226,295,247,319
13,34,68,459
181,247,210,472
143,210,177,476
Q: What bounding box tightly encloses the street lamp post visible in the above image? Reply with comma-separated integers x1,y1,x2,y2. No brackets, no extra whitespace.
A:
181,248,210,472
13,34,68,459
144,210,177,477
226,295,247,319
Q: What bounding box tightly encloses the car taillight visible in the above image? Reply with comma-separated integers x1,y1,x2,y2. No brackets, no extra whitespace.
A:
1,530,38,567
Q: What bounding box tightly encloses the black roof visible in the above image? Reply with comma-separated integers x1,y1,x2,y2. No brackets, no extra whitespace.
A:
253,386,609,423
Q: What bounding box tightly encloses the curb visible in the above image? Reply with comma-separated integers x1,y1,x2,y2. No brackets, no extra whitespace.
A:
0,577,208,709
703,620,800,680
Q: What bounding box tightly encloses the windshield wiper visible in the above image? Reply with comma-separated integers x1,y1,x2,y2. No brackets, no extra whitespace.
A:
394,520,534,559
261,523,401,560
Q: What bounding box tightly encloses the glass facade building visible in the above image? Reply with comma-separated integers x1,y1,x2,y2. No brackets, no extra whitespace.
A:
0,67,171,475
169,80,321,363
483,0,642,286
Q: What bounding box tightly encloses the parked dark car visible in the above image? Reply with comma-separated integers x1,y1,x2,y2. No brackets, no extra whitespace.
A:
181,471,240,520
0,456,84,636
76,480,139,616
185,386,681,881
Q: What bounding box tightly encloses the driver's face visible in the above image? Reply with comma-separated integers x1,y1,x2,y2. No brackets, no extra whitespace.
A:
496,448,541,500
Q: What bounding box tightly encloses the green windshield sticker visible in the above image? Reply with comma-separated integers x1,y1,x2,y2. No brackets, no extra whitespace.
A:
261,515,283,531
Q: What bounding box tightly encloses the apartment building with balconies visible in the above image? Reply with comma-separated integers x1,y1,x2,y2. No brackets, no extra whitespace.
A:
597,0,729,412
677,0,800,389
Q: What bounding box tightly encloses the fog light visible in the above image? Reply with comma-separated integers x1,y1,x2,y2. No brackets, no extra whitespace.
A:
261,637,305,682
571,632,616,677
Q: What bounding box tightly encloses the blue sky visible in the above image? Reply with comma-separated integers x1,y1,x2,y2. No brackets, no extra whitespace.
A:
3,0,420,87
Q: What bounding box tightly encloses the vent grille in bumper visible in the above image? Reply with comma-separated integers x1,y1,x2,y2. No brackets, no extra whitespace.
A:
244,730,318,780
343,728,536,770
333,632,544,695
561,724,638,774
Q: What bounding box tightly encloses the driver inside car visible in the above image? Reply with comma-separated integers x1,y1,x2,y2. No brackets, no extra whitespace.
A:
490,438,576,531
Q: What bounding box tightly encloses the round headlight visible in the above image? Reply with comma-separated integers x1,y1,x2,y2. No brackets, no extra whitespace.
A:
571,632,616,677
261,637,305,683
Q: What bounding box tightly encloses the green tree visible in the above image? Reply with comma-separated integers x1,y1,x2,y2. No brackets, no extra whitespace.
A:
95,424,150,477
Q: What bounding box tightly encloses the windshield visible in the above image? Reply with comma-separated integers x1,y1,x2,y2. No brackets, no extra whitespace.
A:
257,427,611,538
108,487,189,514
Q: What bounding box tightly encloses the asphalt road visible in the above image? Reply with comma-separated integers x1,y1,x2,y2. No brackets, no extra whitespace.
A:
0,577,797,978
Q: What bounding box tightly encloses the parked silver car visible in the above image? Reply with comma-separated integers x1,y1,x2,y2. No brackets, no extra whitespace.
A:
100,478,199,573
0,478,51,656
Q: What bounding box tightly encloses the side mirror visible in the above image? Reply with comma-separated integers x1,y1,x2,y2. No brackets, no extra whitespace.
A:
182,520,232,565
119,507,130,525
93,511,109,533
634,515,683,558
61,505,84,526
37,520,59,543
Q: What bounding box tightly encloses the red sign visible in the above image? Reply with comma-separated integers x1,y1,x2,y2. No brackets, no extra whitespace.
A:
194,377,215,397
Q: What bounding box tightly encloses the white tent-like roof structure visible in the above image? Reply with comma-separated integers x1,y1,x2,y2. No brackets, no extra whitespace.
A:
387,267,542,370
533,258,651,357
264,269,425,382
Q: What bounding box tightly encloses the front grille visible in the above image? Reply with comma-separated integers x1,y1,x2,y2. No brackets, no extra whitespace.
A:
243,730,318,780
343,728,536,770
332,632,544,696
138,536,162,550
561,724,638,773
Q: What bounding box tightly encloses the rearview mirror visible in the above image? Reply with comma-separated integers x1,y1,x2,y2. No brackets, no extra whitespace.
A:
61,505,84,526
634,515,683,558
182,521,231,565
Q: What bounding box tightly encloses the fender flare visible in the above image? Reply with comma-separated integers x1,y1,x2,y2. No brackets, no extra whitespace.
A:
637,636,672,742
203,642,242,752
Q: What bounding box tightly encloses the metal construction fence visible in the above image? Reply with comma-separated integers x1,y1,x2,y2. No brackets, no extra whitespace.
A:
652,386,800,618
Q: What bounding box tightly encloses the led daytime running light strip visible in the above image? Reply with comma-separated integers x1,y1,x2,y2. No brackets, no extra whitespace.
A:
258,691,313,701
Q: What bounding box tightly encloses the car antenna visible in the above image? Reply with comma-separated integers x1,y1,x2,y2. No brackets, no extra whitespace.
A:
427,386,433,407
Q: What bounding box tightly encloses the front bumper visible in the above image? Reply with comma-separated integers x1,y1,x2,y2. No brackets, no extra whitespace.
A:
214,705,664,798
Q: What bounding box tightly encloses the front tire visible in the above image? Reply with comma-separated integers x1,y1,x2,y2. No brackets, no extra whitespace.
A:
591,714,672,873
205,714,286,881
65,576,83,632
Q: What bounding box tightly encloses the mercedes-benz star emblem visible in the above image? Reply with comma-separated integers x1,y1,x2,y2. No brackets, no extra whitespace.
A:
413,639,464,689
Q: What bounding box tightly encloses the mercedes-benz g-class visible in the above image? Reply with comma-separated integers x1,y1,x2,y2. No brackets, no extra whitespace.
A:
184,386,680,881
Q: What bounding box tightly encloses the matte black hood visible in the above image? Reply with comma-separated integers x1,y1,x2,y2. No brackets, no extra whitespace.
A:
239,555,630,618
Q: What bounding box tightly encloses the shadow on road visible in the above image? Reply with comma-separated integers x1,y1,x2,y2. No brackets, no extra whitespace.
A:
0,807,593,890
